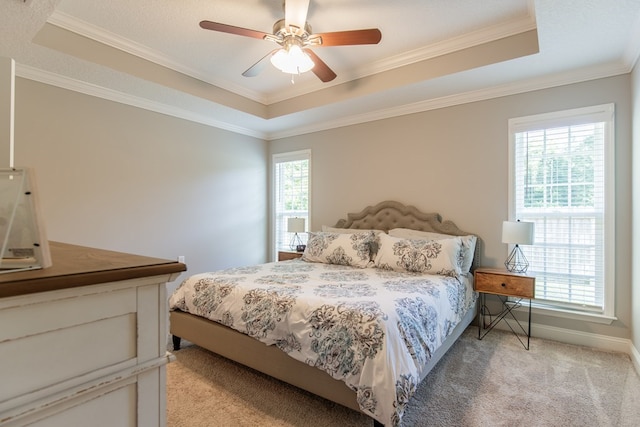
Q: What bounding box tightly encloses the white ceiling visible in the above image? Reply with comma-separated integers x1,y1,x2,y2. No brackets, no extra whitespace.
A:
2,0,640,139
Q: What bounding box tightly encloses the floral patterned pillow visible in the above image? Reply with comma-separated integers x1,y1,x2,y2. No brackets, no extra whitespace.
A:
374,233,463,276
321,226,384,260
388,228,477,273
302,231,374,268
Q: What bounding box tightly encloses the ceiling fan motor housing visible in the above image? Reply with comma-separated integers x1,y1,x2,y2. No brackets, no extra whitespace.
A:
272,19,313,43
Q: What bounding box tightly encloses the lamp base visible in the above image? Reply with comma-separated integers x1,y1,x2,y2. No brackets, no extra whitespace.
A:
505,244,529,274
289,233,303,251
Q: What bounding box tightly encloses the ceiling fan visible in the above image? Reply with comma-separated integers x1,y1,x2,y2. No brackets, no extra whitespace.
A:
199,0,382,83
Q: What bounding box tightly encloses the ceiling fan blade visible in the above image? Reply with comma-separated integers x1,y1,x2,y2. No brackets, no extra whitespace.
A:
242,49,278,77
304,49,337,82
285,0,310,29
199,20,270,40
315,28,382,46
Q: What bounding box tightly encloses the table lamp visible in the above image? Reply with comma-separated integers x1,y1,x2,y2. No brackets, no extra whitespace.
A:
287,217,306,251
502,220,534,273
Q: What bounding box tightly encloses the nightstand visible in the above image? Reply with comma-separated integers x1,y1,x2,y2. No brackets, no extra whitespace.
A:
474,267,535,350
278,250,303,261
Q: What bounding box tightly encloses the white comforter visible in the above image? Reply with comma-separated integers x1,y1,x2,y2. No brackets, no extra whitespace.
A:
169,259,476,426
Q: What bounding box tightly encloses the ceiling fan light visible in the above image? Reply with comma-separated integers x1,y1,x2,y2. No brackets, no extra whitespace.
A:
270,45,314,74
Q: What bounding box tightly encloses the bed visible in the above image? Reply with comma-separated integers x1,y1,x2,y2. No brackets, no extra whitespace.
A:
169,201,480,427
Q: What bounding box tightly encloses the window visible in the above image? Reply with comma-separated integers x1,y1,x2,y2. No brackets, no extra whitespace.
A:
508,104,615,317
273,150,310,257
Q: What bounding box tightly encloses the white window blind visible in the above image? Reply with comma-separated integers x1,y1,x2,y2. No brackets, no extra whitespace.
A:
273,150,310,256
508,104,614,315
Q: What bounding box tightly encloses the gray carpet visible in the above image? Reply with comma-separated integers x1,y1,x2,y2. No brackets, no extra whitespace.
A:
166,327,640,426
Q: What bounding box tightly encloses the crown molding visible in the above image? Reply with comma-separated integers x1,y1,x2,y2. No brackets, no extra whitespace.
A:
266,62,630,140
14,64,266,140
47,9,537,108
47,10,268,104
14,58,630,143
265,15,537,104
365,16,536,76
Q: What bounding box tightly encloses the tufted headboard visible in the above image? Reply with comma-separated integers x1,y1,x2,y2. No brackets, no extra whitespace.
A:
333,200,469,235
333,200,481,269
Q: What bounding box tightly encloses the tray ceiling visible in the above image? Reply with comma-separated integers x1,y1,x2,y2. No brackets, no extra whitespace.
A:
2,0,640,139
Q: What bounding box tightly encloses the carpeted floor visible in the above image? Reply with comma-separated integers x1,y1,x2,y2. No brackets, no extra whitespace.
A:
166,328,640,426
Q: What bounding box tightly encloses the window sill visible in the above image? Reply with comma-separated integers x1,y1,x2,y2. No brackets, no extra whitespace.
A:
512,302,617,325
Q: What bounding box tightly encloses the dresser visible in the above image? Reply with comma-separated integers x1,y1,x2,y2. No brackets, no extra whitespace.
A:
0,242,186,426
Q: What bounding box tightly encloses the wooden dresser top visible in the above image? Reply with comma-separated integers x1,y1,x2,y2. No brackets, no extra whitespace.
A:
0,241,186,298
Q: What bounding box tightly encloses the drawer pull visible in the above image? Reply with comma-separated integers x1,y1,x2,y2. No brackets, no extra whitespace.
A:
501,283,506,287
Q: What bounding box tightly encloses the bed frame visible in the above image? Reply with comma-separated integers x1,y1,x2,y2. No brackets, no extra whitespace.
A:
170,201,480,426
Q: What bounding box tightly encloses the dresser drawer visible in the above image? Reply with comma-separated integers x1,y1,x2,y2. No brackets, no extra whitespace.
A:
474,269,535,299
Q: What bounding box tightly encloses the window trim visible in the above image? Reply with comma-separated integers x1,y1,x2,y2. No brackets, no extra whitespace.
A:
271,149,311,261
507,104,615,320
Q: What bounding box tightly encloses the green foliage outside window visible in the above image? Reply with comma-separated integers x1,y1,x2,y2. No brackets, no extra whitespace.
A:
523,130,595,209
281,160,308,211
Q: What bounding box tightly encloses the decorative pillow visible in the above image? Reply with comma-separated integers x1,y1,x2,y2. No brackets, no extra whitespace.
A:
388,228,477,273
374,233,462,276
388,228,448,240
302,231,374,268
321,226,384,260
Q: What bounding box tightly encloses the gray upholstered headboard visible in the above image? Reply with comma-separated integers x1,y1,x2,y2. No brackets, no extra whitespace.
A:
333,200,481,269
333,200,468,235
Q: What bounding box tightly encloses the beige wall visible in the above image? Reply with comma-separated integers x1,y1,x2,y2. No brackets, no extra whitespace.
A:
271,75,633,342
12,78,268,291
632,62,640,360
0,58,14,167
7,71,634,348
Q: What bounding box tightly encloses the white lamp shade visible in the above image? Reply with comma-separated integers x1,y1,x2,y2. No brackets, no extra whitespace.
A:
502,221,534,245
287,217,306,233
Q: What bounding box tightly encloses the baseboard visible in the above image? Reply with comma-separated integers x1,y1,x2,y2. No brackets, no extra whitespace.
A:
491,320,631,354
631,341,640,376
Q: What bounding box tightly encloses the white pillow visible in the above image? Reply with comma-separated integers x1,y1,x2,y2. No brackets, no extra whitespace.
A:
388,228,448,240
302,231,374,268
388,228,477,273
374,233,462,276
321,226,384,260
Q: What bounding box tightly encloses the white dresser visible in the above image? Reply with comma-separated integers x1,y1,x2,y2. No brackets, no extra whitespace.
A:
0,242,186,426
